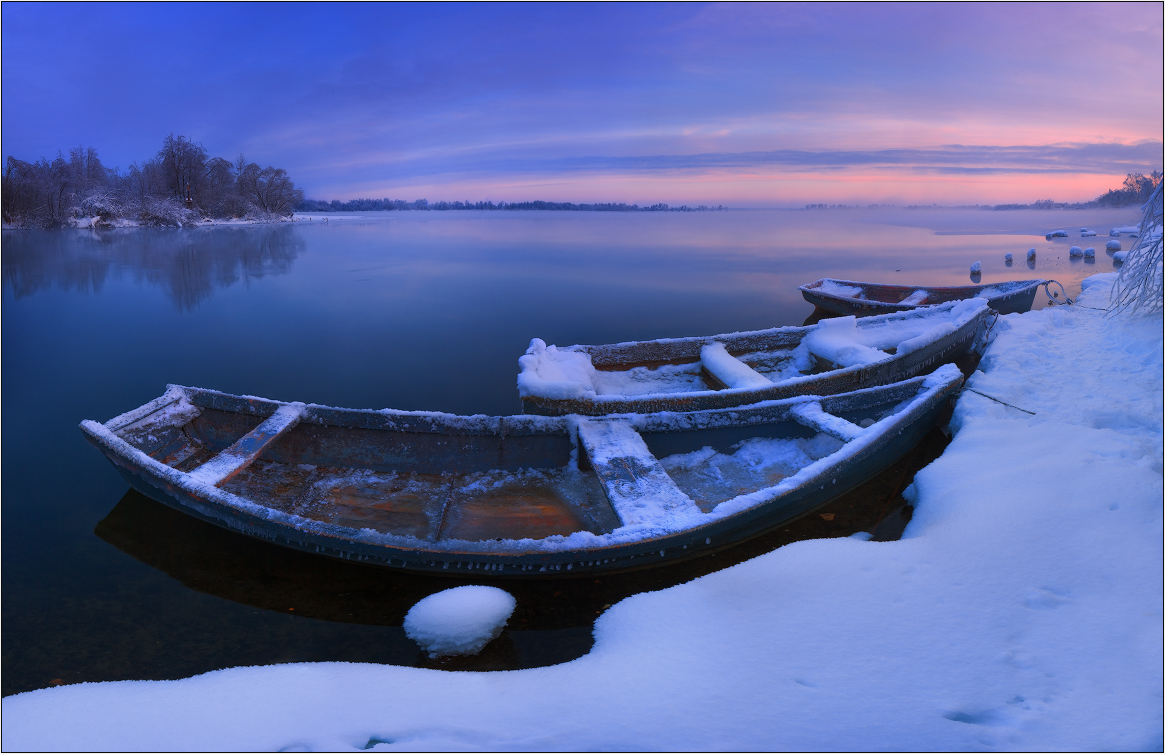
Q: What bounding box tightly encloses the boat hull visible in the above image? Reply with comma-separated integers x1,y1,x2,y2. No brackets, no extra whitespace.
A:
800,278,1044,317
81,373,961,578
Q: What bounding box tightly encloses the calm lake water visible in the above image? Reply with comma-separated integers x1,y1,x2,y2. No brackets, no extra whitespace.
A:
1,207,1139,695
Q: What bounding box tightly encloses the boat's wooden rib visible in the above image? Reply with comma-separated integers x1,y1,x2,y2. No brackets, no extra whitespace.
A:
518,300,988,416
81,366,964,577
799,277,1047,317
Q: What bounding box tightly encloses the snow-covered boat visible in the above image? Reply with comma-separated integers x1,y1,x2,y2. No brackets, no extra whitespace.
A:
518,299,988,416
799,277,1046,317
80,366,963,577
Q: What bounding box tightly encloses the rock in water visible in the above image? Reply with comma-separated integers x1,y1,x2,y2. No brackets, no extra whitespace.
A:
1107,239,1121,251
1027,248,1037,260
1069,246,1083,257
969,261,982,273
404,586,517,658
1083,247,1095,259
1004,252,1014,263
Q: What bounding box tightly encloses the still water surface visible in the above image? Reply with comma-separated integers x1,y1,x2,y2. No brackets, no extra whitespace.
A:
2,208,1138,695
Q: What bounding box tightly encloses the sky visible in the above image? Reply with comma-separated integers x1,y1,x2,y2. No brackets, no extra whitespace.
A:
2,2,1162,206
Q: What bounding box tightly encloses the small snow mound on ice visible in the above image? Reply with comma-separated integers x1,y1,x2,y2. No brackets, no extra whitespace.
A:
969,261,981,273
1083,247,1095,259
1081,230,1097,237
404,586,517,658
1107,240,1122,251
1069,246,1084,257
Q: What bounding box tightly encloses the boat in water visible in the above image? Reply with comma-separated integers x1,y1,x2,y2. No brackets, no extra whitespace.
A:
799,277,1047,317
518,299,988,416
80,365,963,577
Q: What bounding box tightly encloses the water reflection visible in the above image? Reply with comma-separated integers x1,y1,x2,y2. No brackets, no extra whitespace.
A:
1,226,303,310
89,425,946,677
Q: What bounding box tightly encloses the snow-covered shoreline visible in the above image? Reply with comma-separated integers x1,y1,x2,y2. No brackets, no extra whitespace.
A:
2,274,1160,752
2,215,298,231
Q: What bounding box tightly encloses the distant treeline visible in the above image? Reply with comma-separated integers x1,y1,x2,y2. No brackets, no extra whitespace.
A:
986,171,1163,211
2,134,304,228
297,198,727,212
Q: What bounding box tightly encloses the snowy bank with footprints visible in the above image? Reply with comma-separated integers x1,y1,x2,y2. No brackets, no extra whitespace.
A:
2,274,1161,752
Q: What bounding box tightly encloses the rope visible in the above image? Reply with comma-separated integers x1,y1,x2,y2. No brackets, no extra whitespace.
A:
958,387,1036,415
1042,280,1073,306
1041,279,1107,310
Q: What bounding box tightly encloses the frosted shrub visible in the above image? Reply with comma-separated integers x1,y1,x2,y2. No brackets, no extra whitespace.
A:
1110,184,1163,316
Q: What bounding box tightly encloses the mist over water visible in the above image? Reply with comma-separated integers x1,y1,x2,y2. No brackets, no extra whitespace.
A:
1,207,1139,695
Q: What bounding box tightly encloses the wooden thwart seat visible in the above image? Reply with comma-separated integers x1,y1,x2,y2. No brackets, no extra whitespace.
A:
789,401,865,442
699,342,773,389
189,403,305,486
576,418,701,528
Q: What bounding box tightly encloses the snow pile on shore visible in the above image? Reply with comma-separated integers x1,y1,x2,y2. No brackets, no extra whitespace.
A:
2,275,1160,752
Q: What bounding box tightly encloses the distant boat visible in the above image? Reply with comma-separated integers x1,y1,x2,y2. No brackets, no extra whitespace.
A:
518,300,988,416
799,277,1046,317
80,367,963,577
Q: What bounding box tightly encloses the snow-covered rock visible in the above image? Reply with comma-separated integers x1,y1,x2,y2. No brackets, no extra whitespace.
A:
1106,240,1122,251
403,586,517,658
969,260,981,273
1069,246,1084,257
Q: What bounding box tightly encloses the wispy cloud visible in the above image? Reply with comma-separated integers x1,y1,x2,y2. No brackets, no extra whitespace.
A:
375,142,1164,179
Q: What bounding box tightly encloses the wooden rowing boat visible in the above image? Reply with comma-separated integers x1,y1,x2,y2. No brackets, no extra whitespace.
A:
518,299,988,416
80,366,963,577
799,277,1046,317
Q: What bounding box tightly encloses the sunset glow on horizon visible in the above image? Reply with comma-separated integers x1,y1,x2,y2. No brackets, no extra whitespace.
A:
3,2,1161,206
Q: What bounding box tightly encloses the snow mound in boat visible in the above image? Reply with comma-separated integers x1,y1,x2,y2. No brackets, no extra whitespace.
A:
804,317,894,367
404,586,517,658
517,338,598,398
816,280,863,298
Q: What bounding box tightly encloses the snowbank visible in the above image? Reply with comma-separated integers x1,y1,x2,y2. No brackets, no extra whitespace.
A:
3,275,1160,752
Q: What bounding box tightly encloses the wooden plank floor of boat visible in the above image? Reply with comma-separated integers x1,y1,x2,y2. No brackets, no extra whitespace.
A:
218,461,618,542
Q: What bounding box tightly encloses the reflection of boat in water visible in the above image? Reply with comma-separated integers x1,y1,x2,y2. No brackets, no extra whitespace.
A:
518,301,987,416
81,367,963,577
799,277,1047,317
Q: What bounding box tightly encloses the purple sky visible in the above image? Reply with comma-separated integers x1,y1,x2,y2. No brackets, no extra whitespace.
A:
3,2,1161,205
